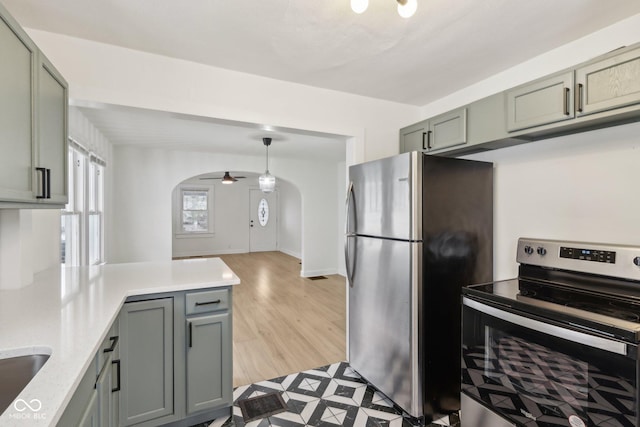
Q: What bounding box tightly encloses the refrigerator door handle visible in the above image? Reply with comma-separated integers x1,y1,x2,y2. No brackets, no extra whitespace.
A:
345,181,356,287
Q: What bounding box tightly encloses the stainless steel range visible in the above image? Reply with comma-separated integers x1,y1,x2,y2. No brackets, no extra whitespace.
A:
461,238,640,427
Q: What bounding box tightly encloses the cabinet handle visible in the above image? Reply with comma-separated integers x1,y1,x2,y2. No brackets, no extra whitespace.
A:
111,359,121,392
564,87,570,116
104,336,119,353
195,299,221,306
36,167,47,199
188,322,193,348
426,130,432,150
421,132,427,150
576,83,584,113
45,169,51,199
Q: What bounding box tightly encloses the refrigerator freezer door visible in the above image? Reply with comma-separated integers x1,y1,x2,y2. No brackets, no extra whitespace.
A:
347,151,421,241
349,236,422,418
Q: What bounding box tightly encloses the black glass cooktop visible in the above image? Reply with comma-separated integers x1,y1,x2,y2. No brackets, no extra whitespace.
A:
464,278,640,342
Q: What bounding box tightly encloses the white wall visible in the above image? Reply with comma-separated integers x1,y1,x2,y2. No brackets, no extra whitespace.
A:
277,179,302,259
111,145,337,275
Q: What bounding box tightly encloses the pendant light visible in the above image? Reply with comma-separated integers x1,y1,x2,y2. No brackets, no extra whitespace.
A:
351,0,417,18
351,0,368,14
259,138,276,193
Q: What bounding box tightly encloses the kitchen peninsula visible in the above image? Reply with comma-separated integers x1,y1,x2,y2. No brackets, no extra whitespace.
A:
0,257,239,427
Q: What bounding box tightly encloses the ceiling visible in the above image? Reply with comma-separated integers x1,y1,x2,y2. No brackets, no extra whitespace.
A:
4,0,640,159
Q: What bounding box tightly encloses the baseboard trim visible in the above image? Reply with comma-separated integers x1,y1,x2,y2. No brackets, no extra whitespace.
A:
172,249,247,258
279,248,301,259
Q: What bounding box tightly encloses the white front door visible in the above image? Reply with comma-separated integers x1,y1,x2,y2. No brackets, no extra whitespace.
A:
249,189,277,252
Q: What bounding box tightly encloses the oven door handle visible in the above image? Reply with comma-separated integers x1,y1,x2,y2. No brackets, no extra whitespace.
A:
463,297,630,356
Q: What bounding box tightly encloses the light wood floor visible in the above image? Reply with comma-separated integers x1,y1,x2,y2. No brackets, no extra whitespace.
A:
217,251,347,387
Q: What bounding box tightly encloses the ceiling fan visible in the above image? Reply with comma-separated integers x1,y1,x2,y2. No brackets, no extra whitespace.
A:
200,171,246,184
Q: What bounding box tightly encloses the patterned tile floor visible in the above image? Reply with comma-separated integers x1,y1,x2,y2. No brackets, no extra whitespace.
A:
204,362,460,427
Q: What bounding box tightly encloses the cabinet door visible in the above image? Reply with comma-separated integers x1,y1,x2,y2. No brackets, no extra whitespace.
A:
78,390,99,427
36,53,68,205
506,71,574,131
120,298,174,426
186,313,232,414
96,353,113,427
0,8,36,202
428,107,467,151
576,46,640,116
399,120,428,153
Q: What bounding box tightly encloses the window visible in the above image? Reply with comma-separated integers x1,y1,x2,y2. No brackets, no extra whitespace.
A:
179,187,213,234
61,139,106,266
88,156,105,265
61,145,85,266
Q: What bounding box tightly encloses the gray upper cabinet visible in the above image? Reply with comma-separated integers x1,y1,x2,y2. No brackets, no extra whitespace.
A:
119,298,175,427
399,108,467,154
575,46,640,117
36,53,68,205
429,107,467,151
399,120,428,153
0,6,37,203
400,43,640,156
506,71,574,132
0,3,68,208
186,313,232,414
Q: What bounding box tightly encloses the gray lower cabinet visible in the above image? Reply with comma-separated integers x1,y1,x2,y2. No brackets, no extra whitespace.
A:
506,71,574,132
119,298,174,427
58,319,120,427
119,288,233,427
576,45,640,117
78,391,99,427
186,312,232,414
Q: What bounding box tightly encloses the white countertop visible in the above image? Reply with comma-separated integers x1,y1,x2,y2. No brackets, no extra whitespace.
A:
0,258,240,426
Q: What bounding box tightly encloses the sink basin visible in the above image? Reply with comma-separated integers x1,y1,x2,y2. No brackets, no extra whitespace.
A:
0,354,50,414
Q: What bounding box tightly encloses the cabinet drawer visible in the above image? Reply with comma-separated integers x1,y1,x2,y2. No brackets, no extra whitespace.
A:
186,289,229,315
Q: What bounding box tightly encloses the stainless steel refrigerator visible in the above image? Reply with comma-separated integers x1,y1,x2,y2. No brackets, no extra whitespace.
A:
345,151,493,422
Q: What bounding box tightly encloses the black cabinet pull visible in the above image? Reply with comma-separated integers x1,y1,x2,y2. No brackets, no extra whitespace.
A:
577,83,584,113
112,359,121,392
36,167,47,199
421,132,427,150
45,168,51,199
564,87,570,116
188,322,193,348
195,299,221,306
426,130,432,150
104,336,119,353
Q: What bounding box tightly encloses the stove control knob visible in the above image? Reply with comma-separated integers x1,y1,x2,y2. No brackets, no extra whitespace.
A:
634,257,640,267
537,247,547,256
524,245,534,255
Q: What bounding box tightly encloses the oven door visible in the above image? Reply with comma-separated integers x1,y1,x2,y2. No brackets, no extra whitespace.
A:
462,296,639,427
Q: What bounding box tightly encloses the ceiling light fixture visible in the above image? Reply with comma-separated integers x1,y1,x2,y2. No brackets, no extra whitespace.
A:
350,0,417,18
396,0,417,18
259,138,276,193
221,171,236,184
351,0,368,14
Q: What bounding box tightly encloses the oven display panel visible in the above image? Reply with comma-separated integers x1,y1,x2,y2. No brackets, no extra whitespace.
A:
560,246,616,263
